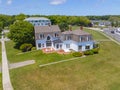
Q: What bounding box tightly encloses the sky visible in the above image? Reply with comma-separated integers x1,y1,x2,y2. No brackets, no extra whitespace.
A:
0,0,120,16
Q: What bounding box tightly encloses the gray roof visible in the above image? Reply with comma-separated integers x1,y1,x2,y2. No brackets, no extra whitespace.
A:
53,39,63,44
25,17,50,21
34,25,61,33
62,29,90,36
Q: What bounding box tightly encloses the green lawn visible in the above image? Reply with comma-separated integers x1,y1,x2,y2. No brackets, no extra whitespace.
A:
0,43,2,90
5,41,73,63
10,41,120,90
7,28,120,90
0,73,2,90
0,43,1,63
84,28,109,40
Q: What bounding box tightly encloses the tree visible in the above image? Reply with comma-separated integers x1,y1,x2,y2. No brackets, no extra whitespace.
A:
9,21,34,49
15,13,26,21
0,22,3,33
0,14,15,28
59,23,69,32
109,16,120,27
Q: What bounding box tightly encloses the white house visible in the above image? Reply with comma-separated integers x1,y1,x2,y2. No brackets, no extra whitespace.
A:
25,17,95,52
35,25,63,51
62,30,94,52
34,25,94,52
25,17,51,26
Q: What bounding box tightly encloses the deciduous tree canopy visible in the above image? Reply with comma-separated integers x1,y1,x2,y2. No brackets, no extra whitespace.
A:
9,21,34,48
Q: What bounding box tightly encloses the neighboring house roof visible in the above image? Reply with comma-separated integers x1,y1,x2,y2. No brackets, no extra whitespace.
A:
34,25,61,33
62,30,90,36
25,17,50,21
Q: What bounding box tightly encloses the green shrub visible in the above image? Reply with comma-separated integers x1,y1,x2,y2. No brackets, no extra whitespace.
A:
20,43,33,52
93,43,100,48
72,52,83,57
31,47,36,51
84,50,94,55
92,48,99,54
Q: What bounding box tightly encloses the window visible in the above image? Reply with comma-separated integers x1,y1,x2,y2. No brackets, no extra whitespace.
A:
45,23,48,25
41,23,43,25
40,34,44,39
66,44,70,48
85,45,90,50
78,46,82,50
80,36,86,42
46,41,52,47
56,44,59,49
38,43,41,48
60,45,62,49
88,36,92,41
55,33,59,37
42,20,45,22
66,35,71,40
46,36,51,47
35,20,38,22
42,44,44,47
47,36,51,40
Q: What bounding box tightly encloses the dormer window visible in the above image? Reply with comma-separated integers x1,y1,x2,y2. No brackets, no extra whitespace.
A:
55,33,59,37
40,34,44,39
47,36,51,40
66,35,71,40
80,36,86,42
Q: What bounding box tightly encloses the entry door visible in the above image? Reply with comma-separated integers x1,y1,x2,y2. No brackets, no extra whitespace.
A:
46,36,52,47
46,41,52,47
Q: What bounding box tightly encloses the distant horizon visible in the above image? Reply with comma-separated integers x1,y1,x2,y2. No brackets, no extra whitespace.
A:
0,13,120,16
0,0,120,16
1,13,120,16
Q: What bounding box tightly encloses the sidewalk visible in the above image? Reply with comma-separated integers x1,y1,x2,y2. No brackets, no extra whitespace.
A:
1,35,13,90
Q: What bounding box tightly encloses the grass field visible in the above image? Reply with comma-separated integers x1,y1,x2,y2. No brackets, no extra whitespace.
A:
9,41,120,90
6,27,120,90
0,43,2,90
5,41,74,63
0,43,1,63
0,73,2,90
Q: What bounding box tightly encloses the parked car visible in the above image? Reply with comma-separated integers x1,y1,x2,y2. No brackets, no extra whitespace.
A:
111,30,115,34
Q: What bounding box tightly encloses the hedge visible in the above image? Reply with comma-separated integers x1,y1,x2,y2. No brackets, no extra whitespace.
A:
72,52,83,57
20,43,33,52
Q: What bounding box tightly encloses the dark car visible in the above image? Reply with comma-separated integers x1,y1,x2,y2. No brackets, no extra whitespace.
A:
111,30,115,34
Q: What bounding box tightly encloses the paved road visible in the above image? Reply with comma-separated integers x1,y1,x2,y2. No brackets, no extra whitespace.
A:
103,29,120,42
86,27,120,45
1,33,13,90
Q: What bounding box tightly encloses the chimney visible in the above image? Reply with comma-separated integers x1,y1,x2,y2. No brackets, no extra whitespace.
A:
80,26,83,30
48,23,51,27
69,25,72,31
48,23,51,30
